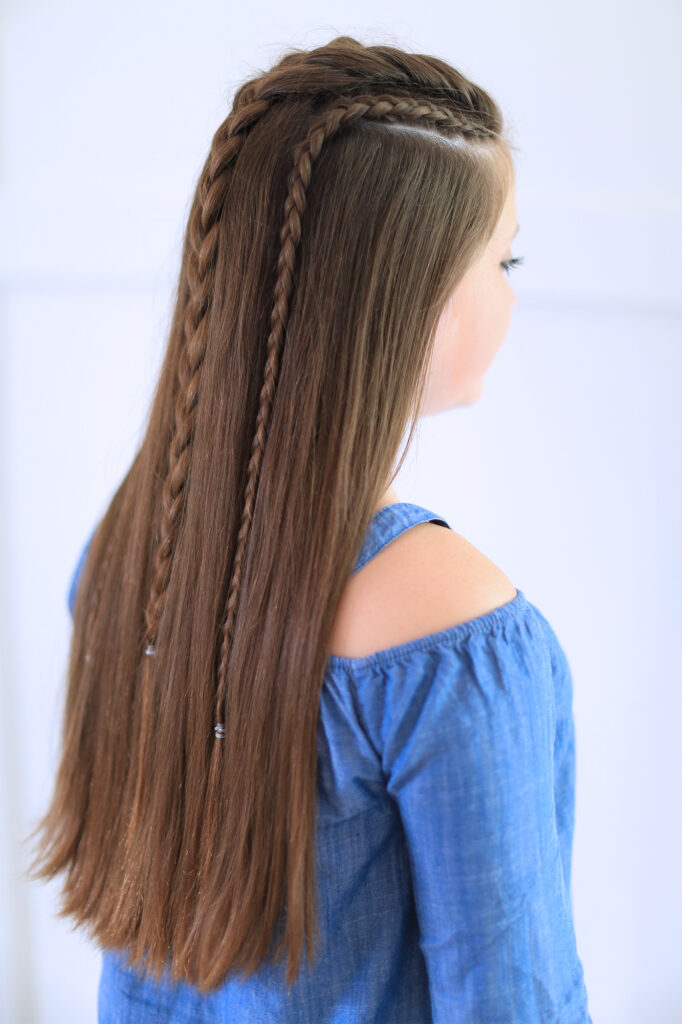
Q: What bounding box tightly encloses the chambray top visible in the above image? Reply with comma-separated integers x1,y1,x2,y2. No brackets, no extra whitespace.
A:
66,502,593,1023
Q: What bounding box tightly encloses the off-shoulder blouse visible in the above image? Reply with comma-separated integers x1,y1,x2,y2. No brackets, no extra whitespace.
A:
67,501,593,1023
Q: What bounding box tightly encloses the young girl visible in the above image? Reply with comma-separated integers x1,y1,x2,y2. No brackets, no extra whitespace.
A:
26,34,593,1023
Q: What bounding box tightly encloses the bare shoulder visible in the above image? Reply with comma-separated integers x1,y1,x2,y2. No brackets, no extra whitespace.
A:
328,521,518,659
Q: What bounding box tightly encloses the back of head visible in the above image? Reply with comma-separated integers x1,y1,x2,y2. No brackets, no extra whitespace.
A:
25,34,516,993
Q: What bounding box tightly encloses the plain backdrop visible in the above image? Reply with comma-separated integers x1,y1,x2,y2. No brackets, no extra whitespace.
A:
1,2,680,1022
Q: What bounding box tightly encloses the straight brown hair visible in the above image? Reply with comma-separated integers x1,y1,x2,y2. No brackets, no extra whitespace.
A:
24,35,515,993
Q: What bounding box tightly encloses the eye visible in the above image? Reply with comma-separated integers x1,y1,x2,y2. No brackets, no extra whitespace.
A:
501,255,525,276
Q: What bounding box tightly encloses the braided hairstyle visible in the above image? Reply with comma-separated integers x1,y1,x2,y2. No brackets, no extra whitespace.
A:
25,35,515,994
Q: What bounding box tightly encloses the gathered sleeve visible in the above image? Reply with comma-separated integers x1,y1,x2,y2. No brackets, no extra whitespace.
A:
357,597,592,1023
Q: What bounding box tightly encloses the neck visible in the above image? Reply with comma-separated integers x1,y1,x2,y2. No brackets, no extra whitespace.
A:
373,483,401,514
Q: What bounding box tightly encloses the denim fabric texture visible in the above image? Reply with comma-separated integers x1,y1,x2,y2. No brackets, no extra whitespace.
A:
66,502,593,1023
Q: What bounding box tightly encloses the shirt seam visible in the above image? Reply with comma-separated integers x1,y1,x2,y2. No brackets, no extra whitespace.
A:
326,589,532,674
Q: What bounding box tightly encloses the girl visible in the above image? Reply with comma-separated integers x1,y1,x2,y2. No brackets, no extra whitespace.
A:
26,34,592,1023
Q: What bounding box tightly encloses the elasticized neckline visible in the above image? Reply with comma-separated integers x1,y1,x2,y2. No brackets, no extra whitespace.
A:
326,588,531,672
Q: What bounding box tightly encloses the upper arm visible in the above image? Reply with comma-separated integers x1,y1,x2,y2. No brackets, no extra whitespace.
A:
328,522,518,659
378,620,592,1022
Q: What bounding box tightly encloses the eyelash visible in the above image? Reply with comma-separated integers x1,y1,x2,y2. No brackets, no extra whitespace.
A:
501,256,525,276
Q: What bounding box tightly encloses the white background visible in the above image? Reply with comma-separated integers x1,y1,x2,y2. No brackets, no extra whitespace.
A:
1,1,680,1021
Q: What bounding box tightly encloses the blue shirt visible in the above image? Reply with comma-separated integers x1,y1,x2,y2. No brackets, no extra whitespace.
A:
67,502,593,1023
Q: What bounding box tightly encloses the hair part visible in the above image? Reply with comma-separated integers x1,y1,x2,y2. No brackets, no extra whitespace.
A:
24,34,515,993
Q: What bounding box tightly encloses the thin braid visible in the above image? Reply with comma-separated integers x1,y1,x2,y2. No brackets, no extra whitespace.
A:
144,95,273,656
210,91,494,740
124,93,273,848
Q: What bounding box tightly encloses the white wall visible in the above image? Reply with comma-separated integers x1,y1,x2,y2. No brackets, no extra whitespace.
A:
1,2,680,1021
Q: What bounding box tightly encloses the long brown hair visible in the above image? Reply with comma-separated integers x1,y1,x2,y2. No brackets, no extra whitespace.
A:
24,35,515,993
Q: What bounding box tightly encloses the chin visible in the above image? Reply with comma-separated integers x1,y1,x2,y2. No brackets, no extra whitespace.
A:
421,381,483,416
454,380,483,407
